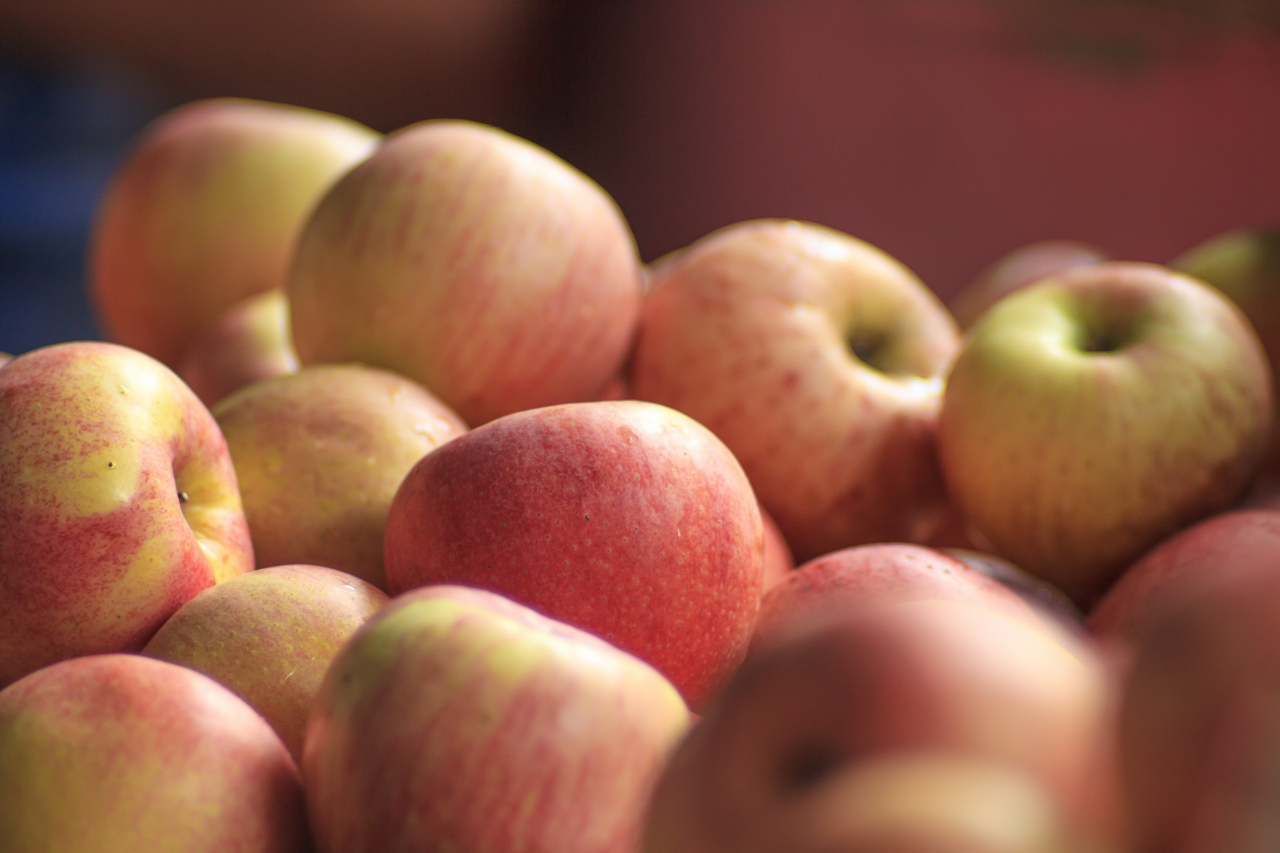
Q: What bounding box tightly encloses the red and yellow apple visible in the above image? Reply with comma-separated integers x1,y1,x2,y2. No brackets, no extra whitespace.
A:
177,289,299,407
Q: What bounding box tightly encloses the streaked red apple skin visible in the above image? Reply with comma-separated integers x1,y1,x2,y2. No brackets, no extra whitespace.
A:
384,400,763,710
303,585,690,853
288,120,643,426
0,654,309,852
0,342,253,688
143,564,388,762
939,262,1273,606
91,98,379,366
630,219,959,562
949,240,1109,330
178,289,299,407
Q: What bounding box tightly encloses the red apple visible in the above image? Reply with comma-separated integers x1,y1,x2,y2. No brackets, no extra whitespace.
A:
384,399,763,709
303,585,690,853
949,240,1109,330
91,98,379,366
143,564,388,762
0,342,254,687
0,654,309,852
629,219,960,562
287,120,643,426
177,289,299,407
760,505,795,591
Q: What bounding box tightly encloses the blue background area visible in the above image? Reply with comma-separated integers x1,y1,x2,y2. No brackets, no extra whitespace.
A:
0,61,169,355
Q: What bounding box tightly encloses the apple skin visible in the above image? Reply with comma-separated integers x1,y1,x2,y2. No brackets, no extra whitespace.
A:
215,363,466,590
949,240,1109,330
939,262,1274,607
91,97,380,367
287,120,643,426
0,654,309,852
760,505,795,591
303,585,691,853
384,399,763,710
177,288,300,407
0,342,254,688
143,564,388,762
643,600,1118,853
629,219,960,562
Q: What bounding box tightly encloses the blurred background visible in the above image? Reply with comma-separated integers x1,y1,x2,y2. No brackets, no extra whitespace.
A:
1,0,1278,353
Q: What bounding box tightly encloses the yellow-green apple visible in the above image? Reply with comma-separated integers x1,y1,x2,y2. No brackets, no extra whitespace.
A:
760,505,795,592
749,544,1045,654
214,363,466,590
629,219,960,562
303,585,690,853
950,240,1109,330
0,342,253,688
91,97,380,367
0,654,309,852
1088,510,1280,644
287,120,643,426
143,564,387,762
938,262,1273,607
945,549,1083,630
1173,229,1280,471
177,289,299,407
384,399,763,709
643,600,1120,853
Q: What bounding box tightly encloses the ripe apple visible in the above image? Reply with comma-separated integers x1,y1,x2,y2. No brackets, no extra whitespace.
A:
749,544,1045,654
760,505,795,591
629,219,960,562
0,342,254,687
939,262,1274,606
383,399,763,709
177,289,299,407
0,654,309,852
287,120,643,426
644,600,1119,853
91,97,380,367
949,240,1109,330
143,564,388,762
303,585,691,853
215,363,466,590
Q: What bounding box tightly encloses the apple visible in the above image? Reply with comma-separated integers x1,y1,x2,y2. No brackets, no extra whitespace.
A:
287,119,643,426
0,353,12,367
91,97,380,367
383,399,763,709
949,240,1109,330
643,600,1119,853
629,219,960,562
177,289,300,407
944,549,1083,630
143,564,388,762
0,654,309,852
214,363,466,590
0,342,254,688
1088,509,1280,644
303,585,690,853
938,262,1273,606
749,544,1045,654
760,505,795,591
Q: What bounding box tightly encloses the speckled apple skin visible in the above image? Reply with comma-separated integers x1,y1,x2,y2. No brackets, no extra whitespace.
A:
91,98,380,367
304,585,691,853
216,364,467,589
287,120,643,427
178,289,300,407
0,342,254,687
143,564,388,762
384,400,764,709
0,654,310,853
630,220,960,563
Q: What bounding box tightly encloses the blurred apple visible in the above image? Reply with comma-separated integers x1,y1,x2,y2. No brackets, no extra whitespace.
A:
214,363,466,589
945,549,1083,630
0,654,309,852
384,400,763,709
177,289,299,407
0,352,11,367
91,98,380,367
939,262,1273,606
304,585,690,853
0,342,253,687
949,240,1109,330
143,564,388,762
287,120,643,426
630,220,960,562
760,505,795,591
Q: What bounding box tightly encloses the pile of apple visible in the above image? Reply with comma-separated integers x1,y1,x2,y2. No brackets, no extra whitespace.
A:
3,97,1280,853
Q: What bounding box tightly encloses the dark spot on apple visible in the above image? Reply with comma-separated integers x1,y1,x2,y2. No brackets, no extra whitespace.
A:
781,745,845,792
106,461,115,468
178,492,189,504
